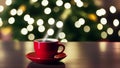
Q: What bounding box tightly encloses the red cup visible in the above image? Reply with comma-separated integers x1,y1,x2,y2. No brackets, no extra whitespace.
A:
34,38,65,58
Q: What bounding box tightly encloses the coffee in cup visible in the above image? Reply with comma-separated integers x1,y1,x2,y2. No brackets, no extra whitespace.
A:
34,38,65,58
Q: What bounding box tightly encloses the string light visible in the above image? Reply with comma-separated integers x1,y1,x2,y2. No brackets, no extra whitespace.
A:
21,28,28,35
56,21,63,28
38,25,45,32
83,25,90,32
5,0,12,6
0,18,3,27
100,18,107,25
10,9,17,16
44,7,51,14
27,25,34,31
109,6,116,14
37,19,44,26
107,27,113,35
64,2,71,9
56,0,63,6
0,5,4,12
41,0,49,6
97,23,103,30
28,33,35,40
113,19,119,27
47,28,54,36
8,17,15,24
48,18,55,25
58,32,66,39
101,31,107,39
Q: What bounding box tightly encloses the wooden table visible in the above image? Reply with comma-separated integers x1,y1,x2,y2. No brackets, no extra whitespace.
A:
0,41,120,68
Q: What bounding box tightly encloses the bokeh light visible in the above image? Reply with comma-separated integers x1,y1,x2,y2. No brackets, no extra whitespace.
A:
5,0,12,6
118,30,120,37
56,21,63,28
83,25,90,32
56,0,63,6
30,0,38,4
27,25,34,32
24,14,31,22
27,17,35,25
8,17,15,24
109,6,116,14
113,19,119,27
10,9,17,16
41,0,49,6
47,28,54,36
58,32,66,39
44,7,51,14
48,18,55,25
37,19,44,26
97,23,103,30
17,9,23,16
0,18,3,27
21,28,28,35
79,18,85,25
75,21,81,28
0,5,4,12
107,27,113,35
101,31,107,39
28,33,35,40
100,18,107,25
60,39,68,42
76,1,84,7
38,25,45,32
64,2,71,9
96,8,106,16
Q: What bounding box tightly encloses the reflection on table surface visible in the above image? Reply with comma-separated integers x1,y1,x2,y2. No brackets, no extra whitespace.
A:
0,41,120,68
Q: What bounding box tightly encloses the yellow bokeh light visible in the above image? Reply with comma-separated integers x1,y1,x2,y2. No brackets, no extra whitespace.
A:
88,13,97,22
18,5,26,12
1,27,12,35
83,25,90,32
97,23,103,30
0,18,3,27
101,31,107,39
107,28,113,35
28,33,35,40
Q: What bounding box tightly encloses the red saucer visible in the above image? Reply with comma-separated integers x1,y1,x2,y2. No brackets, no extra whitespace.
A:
26,52,66,64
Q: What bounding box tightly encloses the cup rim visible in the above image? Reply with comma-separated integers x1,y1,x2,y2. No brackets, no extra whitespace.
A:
34,38,58,43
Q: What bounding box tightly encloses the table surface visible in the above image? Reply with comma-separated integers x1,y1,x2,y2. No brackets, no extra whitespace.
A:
0,41,120,68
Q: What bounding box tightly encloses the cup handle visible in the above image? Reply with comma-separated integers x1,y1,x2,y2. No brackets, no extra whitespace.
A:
57,43,65,54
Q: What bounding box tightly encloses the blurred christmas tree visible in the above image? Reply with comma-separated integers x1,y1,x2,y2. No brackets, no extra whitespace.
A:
0,0,111,41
